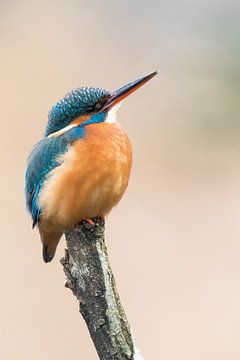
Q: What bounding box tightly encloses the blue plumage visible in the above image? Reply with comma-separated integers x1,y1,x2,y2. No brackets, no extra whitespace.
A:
26,86,111,228
25,71,158,262
25,126,85,227
45,87,110,136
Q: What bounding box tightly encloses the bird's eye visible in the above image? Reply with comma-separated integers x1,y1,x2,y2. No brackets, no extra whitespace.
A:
94,103,103,111
86,106,95,114
86,103,102,114
94,96,110,112
86,96,110,114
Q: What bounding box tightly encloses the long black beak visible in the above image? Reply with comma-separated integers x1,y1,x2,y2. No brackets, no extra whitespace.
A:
102,70,158,110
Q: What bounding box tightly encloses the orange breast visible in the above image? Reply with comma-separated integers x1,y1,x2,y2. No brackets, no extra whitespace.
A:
39,122,132,229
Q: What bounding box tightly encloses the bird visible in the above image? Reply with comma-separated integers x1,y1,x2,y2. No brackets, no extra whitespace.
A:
25,71,158,262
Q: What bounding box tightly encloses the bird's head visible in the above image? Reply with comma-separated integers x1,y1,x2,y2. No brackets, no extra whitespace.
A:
45,71,158,137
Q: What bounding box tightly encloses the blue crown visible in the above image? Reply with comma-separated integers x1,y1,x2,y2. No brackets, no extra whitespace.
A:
45,87,110,136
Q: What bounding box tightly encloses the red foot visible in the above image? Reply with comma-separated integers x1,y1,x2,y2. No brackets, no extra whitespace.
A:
81,216,105,228
83,218,95,226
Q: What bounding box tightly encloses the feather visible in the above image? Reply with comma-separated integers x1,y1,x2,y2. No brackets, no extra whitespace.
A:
25,126,85,226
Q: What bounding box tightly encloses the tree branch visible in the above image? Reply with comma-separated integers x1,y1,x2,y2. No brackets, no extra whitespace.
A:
60,218,143,360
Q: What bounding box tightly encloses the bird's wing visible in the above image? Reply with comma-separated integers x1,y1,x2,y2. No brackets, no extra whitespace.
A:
25,126,85,227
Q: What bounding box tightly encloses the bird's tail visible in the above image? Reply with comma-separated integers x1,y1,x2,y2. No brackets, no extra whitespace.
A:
38,222,63,263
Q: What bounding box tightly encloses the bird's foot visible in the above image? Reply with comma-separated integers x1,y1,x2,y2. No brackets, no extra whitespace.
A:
81,218,95,230
81,216,105,230
84,218,95,226
93,215,105,226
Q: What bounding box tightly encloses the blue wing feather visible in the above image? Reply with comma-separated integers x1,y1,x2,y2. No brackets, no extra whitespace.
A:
25,126,85,226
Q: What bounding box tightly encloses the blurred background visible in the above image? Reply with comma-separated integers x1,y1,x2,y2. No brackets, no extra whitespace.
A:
0,0,239,359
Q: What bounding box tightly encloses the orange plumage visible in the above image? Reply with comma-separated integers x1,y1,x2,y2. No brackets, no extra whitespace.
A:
38,122,132,259
25,71,157,262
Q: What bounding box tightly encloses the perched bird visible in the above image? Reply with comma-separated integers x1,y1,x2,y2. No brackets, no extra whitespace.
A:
25,71,158,262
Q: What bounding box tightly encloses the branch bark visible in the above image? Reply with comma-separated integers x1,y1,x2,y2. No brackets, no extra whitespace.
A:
61,218,143,360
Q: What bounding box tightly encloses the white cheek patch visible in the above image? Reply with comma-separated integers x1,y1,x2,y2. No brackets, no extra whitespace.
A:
105,102,122,123
47,123,78,138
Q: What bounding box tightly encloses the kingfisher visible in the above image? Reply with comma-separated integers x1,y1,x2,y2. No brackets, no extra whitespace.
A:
25,71,158,262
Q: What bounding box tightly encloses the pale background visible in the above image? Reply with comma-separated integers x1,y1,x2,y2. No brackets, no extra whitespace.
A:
0,0,239,359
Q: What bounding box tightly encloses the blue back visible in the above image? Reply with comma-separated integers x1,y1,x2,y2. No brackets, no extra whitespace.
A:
26,85,111,227
25,126,85,227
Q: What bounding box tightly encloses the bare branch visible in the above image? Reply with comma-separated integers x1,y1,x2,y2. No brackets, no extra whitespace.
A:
61,219,143,360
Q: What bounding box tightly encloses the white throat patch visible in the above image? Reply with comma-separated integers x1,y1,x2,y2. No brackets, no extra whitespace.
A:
105,102,122,123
